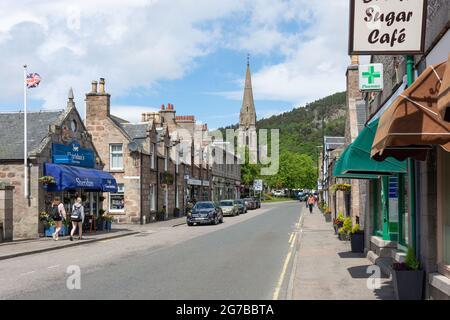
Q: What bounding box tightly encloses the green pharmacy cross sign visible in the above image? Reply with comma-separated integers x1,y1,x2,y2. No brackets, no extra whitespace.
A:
359,63,383,91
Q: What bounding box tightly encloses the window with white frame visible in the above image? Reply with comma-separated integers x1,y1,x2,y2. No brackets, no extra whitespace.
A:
164,147,169,171
149,184,156,211
109,183,125,212
150,143,156,170
110,144,124,170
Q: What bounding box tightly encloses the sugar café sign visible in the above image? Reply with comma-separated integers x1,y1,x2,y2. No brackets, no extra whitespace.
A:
349,0,427,55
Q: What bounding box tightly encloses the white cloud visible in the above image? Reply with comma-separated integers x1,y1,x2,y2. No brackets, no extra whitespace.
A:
110,105,159,123
0,0,351,119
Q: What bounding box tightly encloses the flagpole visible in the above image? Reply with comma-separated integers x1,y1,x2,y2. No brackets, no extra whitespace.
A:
23,64,28,200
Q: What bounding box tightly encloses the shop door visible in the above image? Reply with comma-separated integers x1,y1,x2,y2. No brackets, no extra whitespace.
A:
381,176,399,241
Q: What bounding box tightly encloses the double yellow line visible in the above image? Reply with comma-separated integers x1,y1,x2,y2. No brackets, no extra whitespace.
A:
272,213,303,300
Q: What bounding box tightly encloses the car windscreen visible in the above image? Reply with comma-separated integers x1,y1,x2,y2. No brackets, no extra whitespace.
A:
236,200,243,204
220,201,234,206
194,203,214,209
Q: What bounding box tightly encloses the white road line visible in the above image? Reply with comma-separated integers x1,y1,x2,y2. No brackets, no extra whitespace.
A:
20,271,36,276
47,265,60,269
288,233,294,244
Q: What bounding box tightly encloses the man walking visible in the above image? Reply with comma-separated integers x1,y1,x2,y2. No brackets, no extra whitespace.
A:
307,194,315,214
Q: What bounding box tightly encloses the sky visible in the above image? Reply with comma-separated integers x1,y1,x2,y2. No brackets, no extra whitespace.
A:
0,0,351,129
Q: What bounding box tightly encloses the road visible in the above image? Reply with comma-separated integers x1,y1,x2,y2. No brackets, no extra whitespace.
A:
0,201,303,300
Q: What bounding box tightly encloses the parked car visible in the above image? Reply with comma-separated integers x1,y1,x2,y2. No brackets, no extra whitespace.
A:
243,197,257,210
187,201,223,226
272,190,285,197
251,197,261,208
219,200,239,216
235,199,247,214
297,192,308,202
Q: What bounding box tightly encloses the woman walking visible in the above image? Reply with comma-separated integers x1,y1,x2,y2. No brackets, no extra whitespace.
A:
307,194,315,214
70,197,85,241
50,197,66,241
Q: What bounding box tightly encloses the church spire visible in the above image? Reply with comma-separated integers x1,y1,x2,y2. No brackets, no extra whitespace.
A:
239,56,256,129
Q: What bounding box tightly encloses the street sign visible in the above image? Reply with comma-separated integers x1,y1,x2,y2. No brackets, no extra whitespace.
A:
359,64,383,91
253,179,263,191
349,0,427,55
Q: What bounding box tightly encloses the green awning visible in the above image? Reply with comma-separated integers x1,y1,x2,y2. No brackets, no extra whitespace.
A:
341,119,407,175
332,145,380,179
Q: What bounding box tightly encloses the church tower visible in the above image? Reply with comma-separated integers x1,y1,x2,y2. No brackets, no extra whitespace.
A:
239,57,257,130
238,56,257,163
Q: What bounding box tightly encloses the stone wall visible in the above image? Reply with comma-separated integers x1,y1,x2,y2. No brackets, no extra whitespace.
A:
0,183,14,241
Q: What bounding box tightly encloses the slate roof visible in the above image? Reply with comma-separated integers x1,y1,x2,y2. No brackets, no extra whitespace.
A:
119,123,149,139
0,110,64,160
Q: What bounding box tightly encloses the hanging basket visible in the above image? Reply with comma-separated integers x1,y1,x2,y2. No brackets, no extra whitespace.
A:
332,183,351,193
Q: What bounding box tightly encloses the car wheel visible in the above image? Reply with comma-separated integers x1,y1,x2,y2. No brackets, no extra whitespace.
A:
212,216,218,225
187,222,194,226
220,216,224,223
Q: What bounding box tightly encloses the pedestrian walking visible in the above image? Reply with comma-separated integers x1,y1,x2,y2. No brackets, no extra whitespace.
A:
307,194,315,214
50,197,66,241
70,197,85,241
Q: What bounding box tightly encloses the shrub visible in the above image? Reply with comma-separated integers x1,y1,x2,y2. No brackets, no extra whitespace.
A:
405,247,420,270
352,224,362,234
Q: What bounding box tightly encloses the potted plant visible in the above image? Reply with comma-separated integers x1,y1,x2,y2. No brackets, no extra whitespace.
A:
332,183,351,193
39,175,56,186
97,214,105,231
157,209,166,221
392,248,424,300
350,224,364,253
173,207,180,218
324,208,332,222
338,217,352,241
44,218,56,237
333,212,345,234
104,214,113,231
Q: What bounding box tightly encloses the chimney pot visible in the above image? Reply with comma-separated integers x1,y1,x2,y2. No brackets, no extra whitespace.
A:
91,81,98,93
161,104,165,110
99,78,105,93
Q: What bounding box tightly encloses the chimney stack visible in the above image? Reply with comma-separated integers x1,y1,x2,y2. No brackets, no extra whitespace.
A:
99,78,105,93
91,80,98,93
161,104,165,110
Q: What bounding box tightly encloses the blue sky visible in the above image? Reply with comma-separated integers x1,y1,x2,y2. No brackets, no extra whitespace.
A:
0,0,350,129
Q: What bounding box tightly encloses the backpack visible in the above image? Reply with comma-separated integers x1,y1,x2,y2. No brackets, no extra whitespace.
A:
51,204,61,219
71,205,82,220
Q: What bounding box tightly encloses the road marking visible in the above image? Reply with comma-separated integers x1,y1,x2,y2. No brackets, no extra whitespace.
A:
272,250,292,300
288,233,294,244
47,265,60,269
20,270,36,276
290,234,297,248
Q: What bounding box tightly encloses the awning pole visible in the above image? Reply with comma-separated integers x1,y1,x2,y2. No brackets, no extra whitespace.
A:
406,55,417,255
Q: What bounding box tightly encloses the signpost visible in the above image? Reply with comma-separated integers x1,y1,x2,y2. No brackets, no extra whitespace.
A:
359,63,383,91
349,0,427,55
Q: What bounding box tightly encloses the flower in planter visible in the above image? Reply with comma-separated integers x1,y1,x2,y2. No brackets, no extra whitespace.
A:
392,247,420,271
331,183,351,193
351,223,363,234
39,176,56,185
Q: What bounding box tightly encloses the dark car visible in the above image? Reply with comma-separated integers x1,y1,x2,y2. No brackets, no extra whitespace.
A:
251,197,261,208
235,199,247,214
187,201,223,226
243,198,257,210
298,192,308,202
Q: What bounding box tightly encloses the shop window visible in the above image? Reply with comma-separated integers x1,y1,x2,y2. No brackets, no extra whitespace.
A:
110,144,124,170
150,143,156,170
110,183,125,212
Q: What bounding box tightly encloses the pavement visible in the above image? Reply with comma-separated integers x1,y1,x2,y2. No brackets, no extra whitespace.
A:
291,206,395,300
0,216,187,261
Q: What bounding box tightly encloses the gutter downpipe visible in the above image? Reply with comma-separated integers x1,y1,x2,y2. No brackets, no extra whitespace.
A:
406,55,417,255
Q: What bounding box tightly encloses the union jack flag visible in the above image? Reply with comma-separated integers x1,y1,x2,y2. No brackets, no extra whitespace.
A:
26,73,41,88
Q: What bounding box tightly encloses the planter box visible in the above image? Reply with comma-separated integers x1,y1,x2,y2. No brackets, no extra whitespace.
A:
392,269,424,300
338,233,349,241
97,220,105,231
350,232,364,253
324,214,332,222
44,226,67,237
105,221,112,231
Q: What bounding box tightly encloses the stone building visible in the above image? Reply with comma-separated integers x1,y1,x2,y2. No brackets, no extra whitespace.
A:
86,79,190,223
0,90,115,240
334,0,450,299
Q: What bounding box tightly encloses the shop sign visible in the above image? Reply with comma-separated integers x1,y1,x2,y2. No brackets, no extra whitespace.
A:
253,179,263,191
359,63,383,91
349,0,427,55
52,141,95,168
188,179,202,186
202,180,210,187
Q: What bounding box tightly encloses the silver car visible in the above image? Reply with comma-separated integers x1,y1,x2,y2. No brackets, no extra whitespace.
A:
219,200,239,216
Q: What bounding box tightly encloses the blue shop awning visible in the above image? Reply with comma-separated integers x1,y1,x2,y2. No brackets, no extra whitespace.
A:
44,163,118,192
